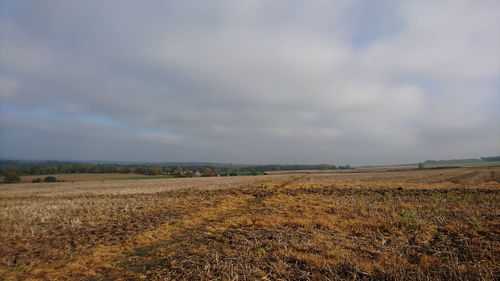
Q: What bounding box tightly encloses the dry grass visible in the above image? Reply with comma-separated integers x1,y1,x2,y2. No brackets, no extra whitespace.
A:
0,174,288,197
0,168,499,280
296,167,500,185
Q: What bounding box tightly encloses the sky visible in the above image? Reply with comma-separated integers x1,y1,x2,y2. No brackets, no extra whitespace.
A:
0,0,499,166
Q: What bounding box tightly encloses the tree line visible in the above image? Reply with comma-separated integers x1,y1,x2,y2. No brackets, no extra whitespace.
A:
0,165,215,176
242,164,350,172
0,163,347,176
0,163,349,183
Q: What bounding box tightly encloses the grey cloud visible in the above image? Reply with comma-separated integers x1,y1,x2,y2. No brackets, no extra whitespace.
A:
1,0,499,165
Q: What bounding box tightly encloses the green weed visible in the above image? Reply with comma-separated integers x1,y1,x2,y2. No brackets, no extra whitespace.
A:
402,208,421,227
259,184,270,189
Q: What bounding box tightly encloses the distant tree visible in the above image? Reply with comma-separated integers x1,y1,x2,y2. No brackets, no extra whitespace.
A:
162,166,171,174
418,162,425,169
32,178,42,183
202,167,212,177
144,167,161,175
172,166,183,176
43,176,57,182
4,169,21,183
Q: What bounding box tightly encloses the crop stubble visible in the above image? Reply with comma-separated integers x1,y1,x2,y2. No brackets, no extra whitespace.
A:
0,168,499,280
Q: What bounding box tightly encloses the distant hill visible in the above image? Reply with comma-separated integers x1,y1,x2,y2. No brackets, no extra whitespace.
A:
481,156,500,162
419,156,500,168
423,158,481,164
423,156,500,164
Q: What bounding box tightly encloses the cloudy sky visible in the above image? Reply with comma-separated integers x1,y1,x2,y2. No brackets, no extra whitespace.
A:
1,0,499,165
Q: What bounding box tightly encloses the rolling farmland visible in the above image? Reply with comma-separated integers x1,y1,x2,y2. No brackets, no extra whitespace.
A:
1,167,499,280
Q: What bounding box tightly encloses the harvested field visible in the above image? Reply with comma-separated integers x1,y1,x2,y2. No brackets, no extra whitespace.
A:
1,173,149,183
296,167,500,185
266,166,418,174
1,168,499,280
0,175,289,197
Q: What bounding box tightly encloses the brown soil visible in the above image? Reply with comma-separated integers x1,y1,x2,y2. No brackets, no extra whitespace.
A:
0,168,499,280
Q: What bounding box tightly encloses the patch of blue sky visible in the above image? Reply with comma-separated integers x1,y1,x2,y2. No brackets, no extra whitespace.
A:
1,101,186,138
350,1,402,48
0,1,87,51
